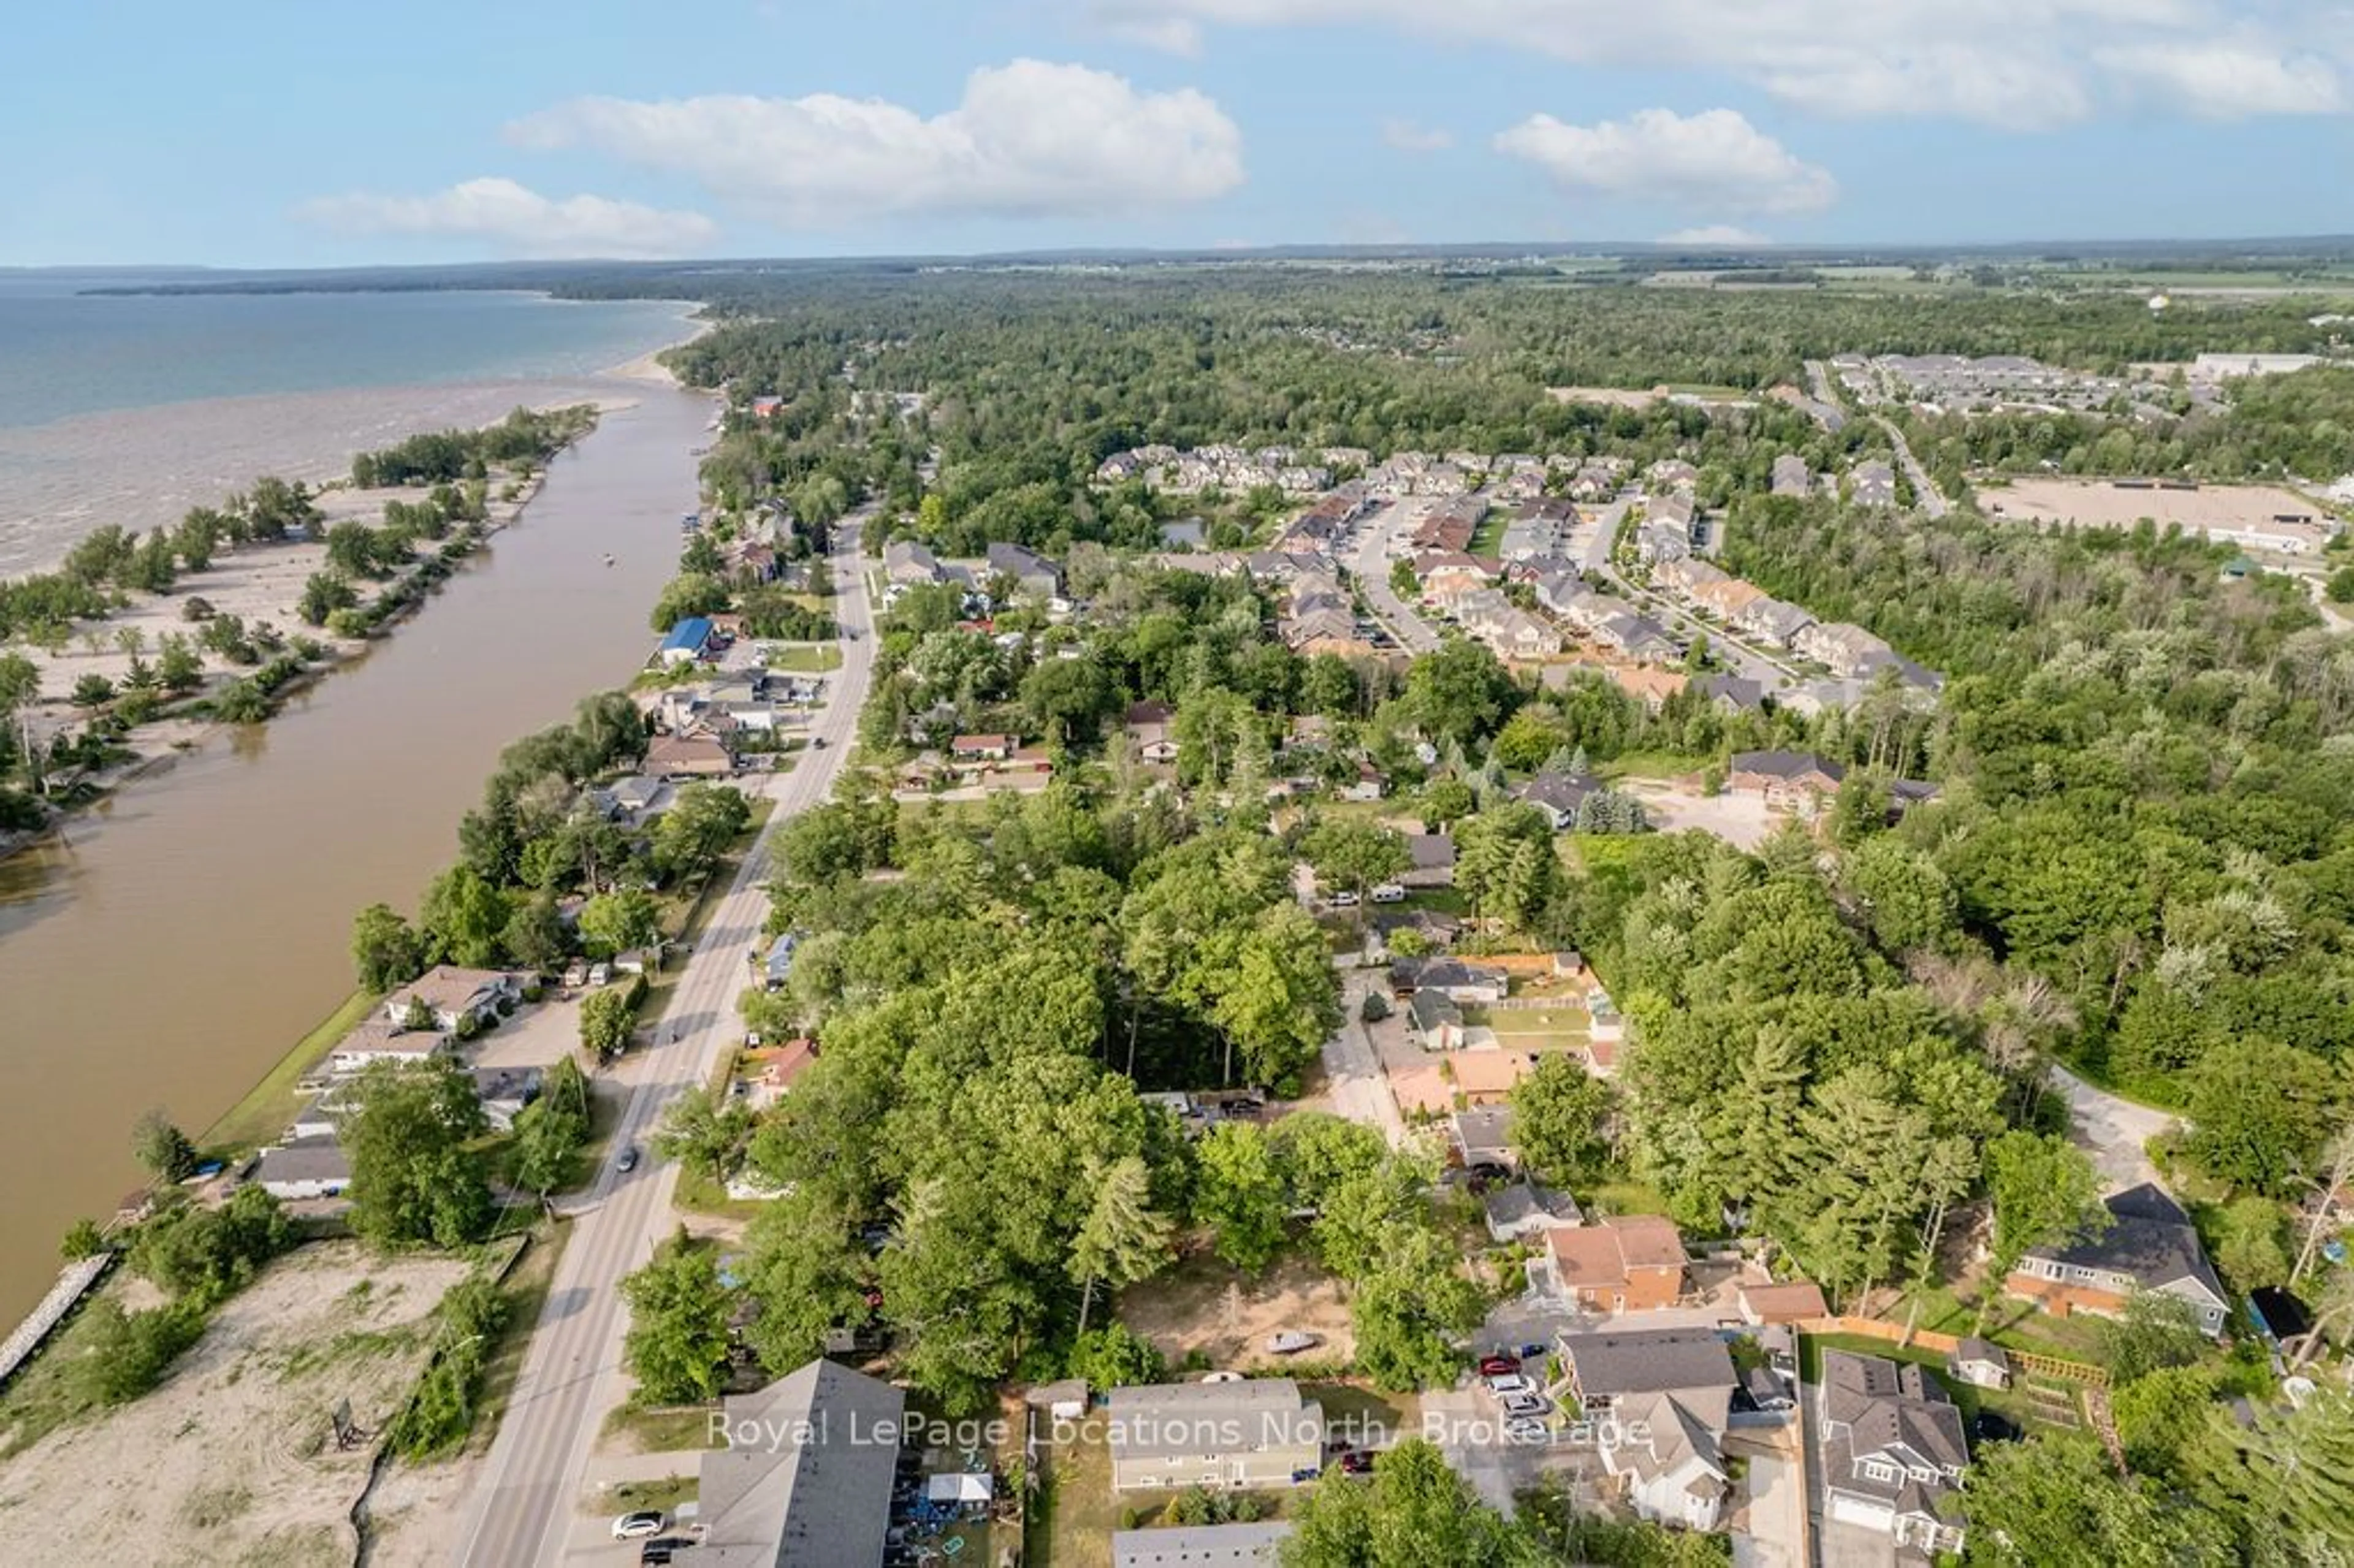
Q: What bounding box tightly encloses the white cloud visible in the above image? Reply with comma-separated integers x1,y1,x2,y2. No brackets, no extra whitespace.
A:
508,61,1244,227
1497,107,1837,215
1105,14,1206,53
1659,224,1770,245
295,178,717,259
1382,117,1455,151
2097,40,2344,116
1089,1,2348,126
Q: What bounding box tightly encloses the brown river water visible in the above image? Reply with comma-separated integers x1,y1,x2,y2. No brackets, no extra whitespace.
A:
0,382,712,1323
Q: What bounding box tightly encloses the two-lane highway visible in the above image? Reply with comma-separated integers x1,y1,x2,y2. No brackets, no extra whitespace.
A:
452,514,875,1567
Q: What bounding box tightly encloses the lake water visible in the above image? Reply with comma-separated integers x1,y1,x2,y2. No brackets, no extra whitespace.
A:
0,278,714,1323
0,273,698,574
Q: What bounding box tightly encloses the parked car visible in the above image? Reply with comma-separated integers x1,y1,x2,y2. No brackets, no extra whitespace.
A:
612,1512,666,1540
640,1539,695,1566
1477,1354,1522,1378
1337,1449,1375,1474
1503,1417,1550,1444
1971,1411,2022,1445
1266,1330,1322,1355
1327,891,1361,908
617,1146,639,1174
1485,1374,1536,1398
1500,1393,1548,1418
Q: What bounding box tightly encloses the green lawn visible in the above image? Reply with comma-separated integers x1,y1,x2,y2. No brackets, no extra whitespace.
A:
600,1401,728,1456
204,988,378,1154
764,643,841,672
592,1473,699,1517
1600,750,1708,780
1467,512,1507,556
1799,1331,2084,1435
1889,1283,2106,1364
1586,1180,1671,1218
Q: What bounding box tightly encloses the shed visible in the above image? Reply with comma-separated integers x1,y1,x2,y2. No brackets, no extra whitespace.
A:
925,1472,995,1505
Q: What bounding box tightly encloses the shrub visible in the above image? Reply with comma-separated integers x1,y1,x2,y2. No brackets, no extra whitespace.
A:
77,1300,206,1405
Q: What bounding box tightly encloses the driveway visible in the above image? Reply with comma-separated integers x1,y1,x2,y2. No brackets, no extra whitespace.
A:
2047,1062,2174,1190
1729,1427,1804,1568
1621,778,1780,850
1320,969,1407,1149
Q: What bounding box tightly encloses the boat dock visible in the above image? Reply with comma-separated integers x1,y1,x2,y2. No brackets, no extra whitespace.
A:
0,1252,115,1390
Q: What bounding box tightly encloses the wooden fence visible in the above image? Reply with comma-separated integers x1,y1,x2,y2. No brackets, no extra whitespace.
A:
1797,1315,2109,1387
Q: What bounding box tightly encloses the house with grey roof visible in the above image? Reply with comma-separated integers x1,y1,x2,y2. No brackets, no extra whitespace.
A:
1106,1380,1324,1491
1451,1105,1515,1171
2005,1182,2230,1337
1410,988,1465,1050
1818,1349,1969,1553
1851,460,1899,508
1771,454,1812,497
1636,519,1692,566
698,1358,905,1567
1484,1181,1582,1243
1732,596,1817,649
884,538,942,585
1691,673,1766,714
1517,769,1603,830
1112,1522,1293,1567
986,542,1063,599
1401,832,1455,888
1560,1327,1737,1532
1728,750,1845,809
253,1136,350,1201
1794,620,1897,677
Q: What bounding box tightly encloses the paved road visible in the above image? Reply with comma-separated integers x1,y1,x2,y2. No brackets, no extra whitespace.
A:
1872,414,1951,520
1349,501,1441,653
452,514,875,1567
2046,1061,2173,1190
1319,970,1407,1149
1800,360,1850,433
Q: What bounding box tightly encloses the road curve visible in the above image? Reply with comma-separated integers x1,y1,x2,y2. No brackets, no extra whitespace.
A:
451,515,875,1567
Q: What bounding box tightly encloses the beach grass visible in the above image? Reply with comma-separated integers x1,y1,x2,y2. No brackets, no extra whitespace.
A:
203,988,377,1155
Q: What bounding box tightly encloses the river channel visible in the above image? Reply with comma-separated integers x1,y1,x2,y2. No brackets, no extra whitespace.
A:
0,382,712,1323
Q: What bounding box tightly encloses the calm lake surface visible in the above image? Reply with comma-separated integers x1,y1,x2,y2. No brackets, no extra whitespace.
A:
0,382,713,1323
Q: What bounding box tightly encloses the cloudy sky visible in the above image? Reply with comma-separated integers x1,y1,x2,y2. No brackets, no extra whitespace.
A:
4,0,2349,264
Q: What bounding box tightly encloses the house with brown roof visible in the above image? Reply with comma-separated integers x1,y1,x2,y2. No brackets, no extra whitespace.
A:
381,966,519,1033
644,733,736,778
1727,750,1845,809
1541,1216,1688,1311
1688,577,1765,618
1737,1281,1829,1326
950,733,1017,763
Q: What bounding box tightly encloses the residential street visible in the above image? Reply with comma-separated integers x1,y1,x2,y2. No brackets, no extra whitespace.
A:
449,514,876,1567
1349,500,1442,652
1872,414,1951,519
1320,968,1407,1149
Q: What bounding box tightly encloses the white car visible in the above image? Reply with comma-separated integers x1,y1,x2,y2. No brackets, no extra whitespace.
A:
1327,891,1361,908
1503,1417,1551,1444
612,1512,666,1540
1370,883,1407,904
1485,1373,1536,1398
1501,1393,1548,1418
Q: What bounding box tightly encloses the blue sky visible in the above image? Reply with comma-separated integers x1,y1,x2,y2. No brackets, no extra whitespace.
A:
2,0,2348,265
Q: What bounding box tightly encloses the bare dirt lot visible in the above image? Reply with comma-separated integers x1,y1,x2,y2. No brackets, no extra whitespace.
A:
1118,1250,1354,1371
1983,476,2322,533
0,1243,468,1567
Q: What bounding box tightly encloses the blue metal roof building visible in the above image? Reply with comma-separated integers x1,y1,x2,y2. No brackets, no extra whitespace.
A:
657,617,714,663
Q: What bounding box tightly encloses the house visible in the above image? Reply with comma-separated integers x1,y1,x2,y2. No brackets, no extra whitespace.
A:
950,733,1017,764
1656,557,1730,598
1732,596,1816,649
381,967,519,1033
1401,832,1456,888
987,541,1064,598
1485,608,1563,660
1541,1216,1688,1310
1948,1337,2012,1390
329,1018,451,1073
1691,673,1767,714
656,617,715,668
1111,1523,1294,1568
885,538,943,585
1125,701,1179,764
1771,454,1812,497
1688,576,1765,618
1818,1350,1970,1554
1794,620,1897,677
1637,519,1691,566
644,733,736,778
1106,1380,1324,1491
1338,761,1388,803
1485,1182,1583,1243
2005,1182,2231,1338
1737,1281,1829,1326
1851,460,1899,508
1727,750,1846,809
602,775,674,826
253,1136,351,1201
1448,1049,1540,1103
1390,957,1507,1004
1555,590,1634,633
1450,1105,1515,1171
1558,1327,1737,1532
1647,459,1700,492
1410,989,1466,1051
762,932,799,989
699,1358,905,1567
1518,769,1603,831
1592,614,1680,664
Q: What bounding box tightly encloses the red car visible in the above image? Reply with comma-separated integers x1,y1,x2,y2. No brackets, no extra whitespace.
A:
1477,1354,1521,1378
1338,1450,1375,1475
